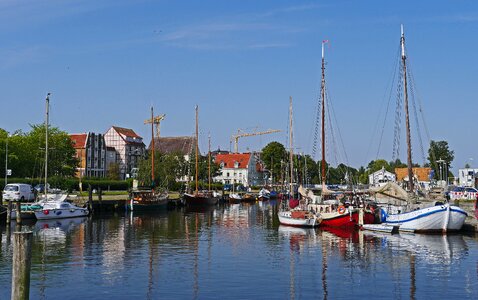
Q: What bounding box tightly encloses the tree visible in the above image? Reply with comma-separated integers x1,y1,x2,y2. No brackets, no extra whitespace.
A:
107,163,121,180
428,140,454,180
0,125,77,179
261,142,287,183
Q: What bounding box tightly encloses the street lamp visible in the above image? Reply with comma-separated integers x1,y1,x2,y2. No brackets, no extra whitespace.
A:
4,132,16,187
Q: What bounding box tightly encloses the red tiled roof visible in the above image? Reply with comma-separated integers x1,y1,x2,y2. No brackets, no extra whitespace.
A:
215,153,251,169
70,134,87,149
112,126,141,138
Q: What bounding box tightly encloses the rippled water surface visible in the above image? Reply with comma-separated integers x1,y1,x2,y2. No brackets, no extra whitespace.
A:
1,201,477,299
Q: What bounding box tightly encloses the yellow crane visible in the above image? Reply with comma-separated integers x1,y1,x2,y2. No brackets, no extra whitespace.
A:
231,129,281,153
144,113,166,139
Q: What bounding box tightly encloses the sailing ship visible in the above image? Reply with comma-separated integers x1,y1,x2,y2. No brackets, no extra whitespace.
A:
308,40,374,228
183,106,218,206
128,106,169,211
278,97,321,227
380,26,467,232
34,93,89,220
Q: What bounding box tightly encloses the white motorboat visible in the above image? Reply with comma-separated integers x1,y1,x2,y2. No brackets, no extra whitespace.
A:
383,203,467,233
258,188,270,200
34,201,89,220
278,209,321,227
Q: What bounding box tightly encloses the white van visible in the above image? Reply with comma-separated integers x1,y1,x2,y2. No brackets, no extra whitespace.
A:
2,183,36,201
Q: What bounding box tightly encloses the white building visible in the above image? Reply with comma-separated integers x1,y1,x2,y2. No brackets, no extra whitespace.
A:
458,168,478,187
104,126,145,180
214,152,264,187
368,167,396,187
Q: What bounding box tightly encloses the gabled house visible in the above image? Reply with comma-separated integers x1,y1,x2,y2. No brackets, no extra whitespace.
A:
148,136,197,183
148,136,197,161
214,152,264,187
395,167,432,190
104,126,145,179
70,132,107,178
368,167,396,187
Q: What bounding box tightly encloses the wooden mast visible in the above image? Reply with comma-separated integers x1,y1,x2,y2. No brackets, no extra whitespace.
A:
195,105,199,195
208,133,211,191
44,93,50,199
401,25,414,192
321,41,327,192
151,106,155,188
289,96,294,199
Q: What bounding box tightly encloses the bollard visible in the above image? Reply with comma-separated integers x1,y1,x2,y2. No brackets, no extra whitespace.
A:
358,207,364,226
88,184,94,215
7,201,12,224
98,187,102,212
11,231,33,300
15,201,22,224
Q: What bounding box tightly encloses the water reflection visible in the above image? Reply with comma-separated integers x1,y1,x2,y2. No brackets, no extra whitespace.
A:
0,203,476,299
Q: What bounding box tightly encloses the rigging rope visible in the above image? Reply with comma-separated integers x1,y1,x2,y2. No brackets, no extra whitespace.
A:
407,65,426,165
373,45,401,160
392,56,404,162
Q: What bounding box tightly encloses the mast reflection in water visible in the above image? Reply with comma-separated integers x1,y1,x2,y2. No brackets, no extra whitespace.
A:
0,203,477,299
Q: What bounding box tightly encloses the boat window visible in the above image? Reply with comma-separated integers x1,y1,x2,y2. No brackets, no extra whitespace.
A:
61,203,69,208
4,185,18,191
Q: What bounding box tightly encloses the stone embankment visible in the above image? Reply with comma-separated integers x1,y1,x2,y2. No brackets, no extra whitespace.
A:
453,200,477,232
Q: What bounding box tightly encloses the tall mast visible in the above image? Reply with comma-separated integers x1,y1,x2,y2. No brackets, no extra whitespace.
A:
195,105,199,195
151,106,155,188
401,25,414,192
289,96,294,199
44,93,50,199
321,41,327,191
208,133,211,191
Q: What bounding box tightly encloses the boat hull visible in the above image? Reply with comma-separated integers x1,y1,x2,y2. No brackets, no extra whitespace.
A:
128,200,168,211
278,211,320,227
183,193,218,206
35,208,89,220
383,204,467,233
320,211,375,228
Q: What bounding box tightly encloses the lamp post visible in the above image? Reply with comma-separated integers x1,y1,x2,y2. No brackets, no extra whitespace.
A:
5,132,12,187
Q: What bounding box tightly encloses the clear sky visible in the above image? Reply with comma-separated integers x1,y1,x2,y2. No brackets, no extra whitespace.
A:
1,0,477,175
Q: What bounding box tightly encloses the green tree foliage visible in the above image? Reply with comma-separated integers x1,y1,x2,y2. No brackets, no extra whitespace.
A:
427,140,454,179
0,125,77,179
137,151,190,190
107,163,121,180
261,141,287,183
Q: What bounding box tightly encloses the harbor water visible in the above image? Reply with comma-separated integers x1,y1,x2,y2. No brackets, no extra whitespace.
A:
0,201,477,299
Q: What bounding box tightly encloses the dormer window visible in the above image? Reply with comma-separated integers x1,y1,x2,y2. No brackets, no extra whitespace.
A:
234,161,239,168
220,162,225,168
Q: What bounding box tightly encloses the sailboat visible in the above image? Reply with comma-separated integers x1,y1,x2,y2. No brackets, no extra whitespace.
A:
128,106,169,211
308,40,375,228
278,97,321,227
183,106,218,206
380,26,467,233
34,93,89,220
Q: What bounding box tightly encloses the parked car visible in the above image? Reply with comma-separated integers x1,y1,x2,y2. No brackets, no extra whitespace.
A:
2,183,36,202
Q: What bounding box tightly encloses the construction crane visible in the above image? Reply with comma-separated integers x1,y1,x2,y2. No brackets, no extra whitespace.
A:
144,113,166,139
231,129,281,153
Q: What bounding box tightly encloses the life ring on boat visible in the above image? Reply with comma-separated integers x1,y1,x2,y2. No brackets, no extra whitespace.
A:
43,210,49,215
338,206,346,215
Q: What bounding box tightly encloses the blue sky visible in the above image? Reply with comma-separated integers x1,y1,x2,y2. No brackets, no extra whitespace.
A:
1,0,477,174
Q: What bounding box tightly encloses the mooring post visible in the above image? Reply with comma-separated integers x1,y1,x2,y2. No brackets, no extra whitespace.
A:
7,201,12,224
15,201,22,224
358,207,364,227
88,184,94,215
11,231,33,300
98,187,102,212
